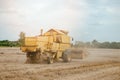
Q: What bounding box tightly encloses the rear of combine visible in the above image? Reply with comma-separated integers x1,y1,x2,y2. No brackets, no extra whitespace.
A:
20,29,88,64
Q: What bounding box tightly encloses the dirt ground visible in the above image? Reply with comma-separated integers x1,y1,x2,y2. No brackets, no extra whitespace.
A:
0,47,120,80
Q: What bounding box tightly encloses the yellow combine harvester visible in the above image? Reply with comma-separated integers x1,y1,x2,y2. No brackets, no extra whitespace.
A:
20,29,87,64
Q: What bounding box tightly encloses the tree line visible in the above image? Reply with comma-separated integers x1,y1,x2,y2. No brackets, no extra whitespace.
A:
0,40,20,47
74,40,120,49
0,32,25,47
0,39,120,49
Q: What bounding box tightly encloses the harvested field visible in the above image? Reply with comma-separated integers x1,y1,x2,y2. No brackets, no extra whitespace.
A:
0,47,120,80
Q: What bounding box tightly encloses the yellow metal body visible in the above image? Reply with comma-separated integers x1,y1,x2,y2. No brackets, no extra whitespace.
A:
21,29,71,60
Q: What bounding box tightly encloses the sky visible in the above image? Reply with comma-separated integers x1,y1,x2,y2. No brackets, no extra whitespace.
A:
0,0,120,42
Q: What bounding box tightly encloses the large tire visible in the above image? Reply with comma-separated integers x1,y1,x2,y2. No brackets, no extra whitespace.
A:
63,49,72,62
25,52,31,63
25,52,40,63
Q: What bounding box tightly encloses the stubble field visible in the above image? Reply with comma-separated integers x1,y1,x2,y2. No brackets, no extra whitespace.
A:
0,47,120,80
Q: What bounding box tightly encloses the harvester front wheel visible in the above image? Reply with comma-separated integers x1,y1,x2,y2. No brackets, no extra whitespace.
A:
25,52,40,63
26,52,32,63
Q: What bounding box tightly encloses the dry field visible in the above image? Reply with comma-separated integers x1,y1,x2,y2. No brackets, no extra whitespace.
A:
0,47,120,80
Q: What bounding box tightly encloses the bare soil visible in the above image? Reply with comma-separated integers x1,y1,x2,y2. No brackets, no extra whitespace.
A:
0,47,120,80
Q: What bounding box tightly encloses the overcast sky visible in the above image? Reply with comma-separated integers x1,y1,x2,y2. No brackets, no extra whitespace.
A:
0,0,120,42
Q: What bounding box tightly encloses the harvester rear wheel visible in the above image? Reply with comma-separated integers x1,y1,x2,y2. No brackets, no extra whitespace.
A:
47,57,54,64
63,49,72,62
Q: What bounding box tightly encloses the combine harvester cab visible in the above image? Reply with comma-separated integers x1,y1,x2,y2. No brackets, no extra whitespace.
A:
20,29,87,64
